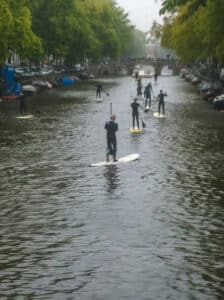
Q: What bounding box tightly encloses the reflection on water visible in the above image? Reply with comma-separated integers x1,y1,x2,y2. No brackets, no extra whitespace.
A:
0,76,224,299
104,165,120,192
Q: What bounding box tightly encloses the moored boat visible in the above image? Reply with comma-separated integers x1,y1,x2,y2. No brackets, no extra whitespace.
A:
213,94,224,111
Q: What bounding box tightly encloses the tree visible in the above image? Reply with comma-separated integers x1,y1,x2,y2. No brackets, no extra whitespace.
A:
28,0,133,64
0,0,13,64
0,0,42,64
160,0,224,62
125,30,147,58
148,20,162,40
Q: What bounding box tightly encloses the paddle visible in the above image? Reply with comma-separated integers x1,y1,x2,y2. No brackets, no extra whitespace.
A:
110,102,112,116
141,119,146,128
139,105,146,127
103,89,109,96
139,111,146,128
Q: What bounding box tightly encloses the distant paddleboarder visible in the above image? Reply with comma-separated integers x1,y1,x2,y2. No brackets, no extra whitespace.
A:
19,93,27,115
137,78,142,97
131,98,140,129
144,82,153,108
96,84,103,99
157,90,167,115
105,114,118,162
154,72,158,81
96,84,109,99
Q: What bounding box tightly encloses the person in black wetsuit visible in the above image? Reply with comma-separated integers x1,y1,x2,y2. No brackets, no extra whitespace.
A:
96,84,103,99
131,98,140,129
105,114,118,162
157,90,167,115
19,93,27,115
144,82,153,108
154,72,158,81
137,78,142,97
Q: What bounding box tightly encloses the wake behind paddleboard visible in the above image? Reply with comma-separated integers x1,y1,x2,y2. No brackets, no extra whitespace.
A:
16,114,33,119
129,128,144,133
89,153,140,167
153,112,166,118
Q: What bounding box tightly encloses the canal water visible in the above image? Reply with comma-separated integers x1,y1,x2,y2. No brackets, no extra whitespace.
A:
0,76,223,299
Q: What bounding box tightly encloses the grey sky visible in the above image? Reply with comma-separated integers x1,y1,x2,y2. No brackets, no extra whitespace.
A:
116,0,162,32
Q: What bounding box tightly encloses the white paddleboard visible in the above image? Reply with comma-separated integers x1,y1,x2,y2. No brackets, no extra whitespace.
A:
16,114,33,119
96,97,103,102
129,127,143,133
89,153,140,167
153,112,166,118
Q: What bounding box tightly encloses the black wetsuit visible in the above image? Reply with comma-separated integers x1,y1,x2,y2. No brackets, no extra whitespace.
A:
158,92,167,114
96,85,103,98
105,120,118,160
137,86,142,97
154,73,158,81
144,83,152,107
137,79,142,97
20,94,27,115
131,102,140,128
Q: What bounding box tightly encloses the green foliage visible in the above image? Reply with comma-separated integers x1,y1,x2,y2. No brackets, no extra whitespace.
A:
125,30,147,58
28,0,133,64
0,0,134,64
161,0,224,62
159,0,206,15
149,21,162,39
0,0,13,63
0,0,42,64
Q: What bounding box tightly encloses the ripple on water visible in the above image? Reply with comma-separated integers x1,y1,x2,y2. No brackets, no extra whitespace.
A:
0,77,224,299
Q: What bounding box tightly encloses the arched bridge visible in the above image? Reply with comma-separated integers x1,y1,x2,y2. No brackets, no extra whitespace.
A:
87,58,181,77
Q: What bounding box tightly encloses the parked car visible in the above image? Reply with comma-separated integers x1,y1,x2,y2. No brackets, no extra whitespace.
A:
22,84,37,96
74,64,82,71
201,87,221,102
15,67,33,78
180,68,191,79
213,94,224,110
185,73,194,82
40,66,54,75
32,80,53,89
190,76,200,85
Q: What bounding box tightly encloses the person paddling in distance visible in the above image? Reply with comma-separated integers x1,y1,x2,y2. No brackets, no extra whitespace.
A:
19,93,27,115
157,89,167,115
137,78,142,98
144,82,153,108
154,72,158,82
96,84,109,99
96,84,103,99
131,98,140,129
105,114,118,162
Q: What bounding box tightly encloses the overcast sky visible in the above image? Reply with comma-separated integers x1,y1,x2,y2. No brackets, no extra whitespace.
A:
116,0,162,32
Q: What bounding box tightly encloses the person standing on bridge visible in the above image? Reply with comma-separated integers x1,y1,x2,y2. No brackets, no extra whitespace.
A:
157,90,167,115
105,114,118,162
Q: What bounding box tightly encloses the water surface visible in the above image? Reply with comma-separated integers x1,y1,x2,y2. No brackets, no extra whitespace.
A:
0,76,223,299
